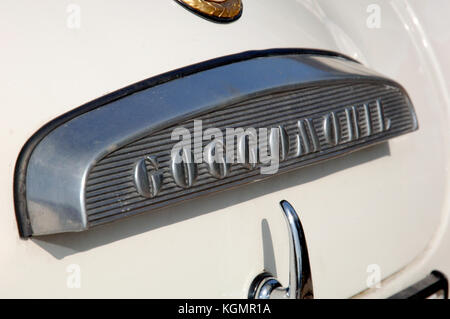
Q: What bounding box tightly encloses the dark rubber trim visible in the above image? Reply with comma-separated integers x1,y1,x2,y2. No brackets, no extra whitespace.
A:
389,271,448,299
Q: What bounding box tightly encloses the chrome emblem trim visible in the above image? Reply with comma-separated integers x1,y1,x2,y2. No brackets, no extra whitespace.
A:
175,0,243,22
133,156,163,198
14,49,418,237
171,146,198,188
204,140,232,179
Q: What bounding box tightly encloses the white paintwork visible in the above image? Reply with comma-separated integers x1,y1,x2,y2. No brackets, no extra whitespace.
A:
0,0,448,298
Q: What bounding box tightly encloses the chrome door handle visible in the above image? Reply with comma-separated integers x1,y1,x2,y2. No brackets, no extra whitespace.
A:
248,200,314,299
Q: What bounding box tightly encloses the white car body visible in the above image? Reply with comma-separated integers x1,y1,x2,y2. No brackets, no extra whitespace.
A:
0,0,449,298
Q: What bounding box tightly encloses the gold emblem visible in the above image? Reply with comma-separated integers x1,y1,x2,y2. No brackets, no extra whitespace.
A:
176,0,243,22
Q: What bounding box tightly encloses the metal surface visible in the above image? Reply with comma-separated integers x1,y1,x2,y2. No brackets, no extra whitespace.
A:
171,147,198,188
175,0,243,22
204,140,231,179
249,200,313,299
2,0,449,299
18,51,418,236
133,156,163,198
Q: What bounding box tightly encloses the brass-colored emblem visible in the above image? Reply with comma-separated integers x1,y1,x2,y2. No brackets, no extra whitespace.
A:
176,0,243,22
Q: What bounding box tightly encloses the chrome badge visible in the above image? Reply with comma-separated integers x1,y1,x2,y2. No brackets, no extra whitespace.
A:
175,0,243,22
14,49,418,237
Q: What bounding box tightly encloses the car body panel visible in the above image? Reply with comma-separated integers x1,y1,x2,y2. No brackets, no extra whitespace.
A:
0,0,448,298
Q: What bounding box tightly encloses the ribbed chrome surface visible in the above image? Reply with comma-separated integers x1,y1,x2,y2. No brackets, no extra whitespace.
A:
85,81,415,226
